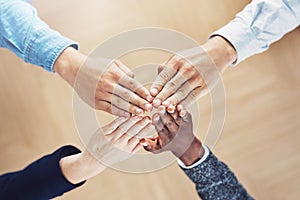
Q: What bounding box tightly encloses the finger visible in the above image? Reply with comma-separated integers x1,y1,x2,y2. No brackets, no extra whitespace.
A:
113,83,152,112
118,75,153,103
109,92,145,116
150,63,178,98
179,86,207,108
157,65,164,74
158,106,178,135
101,117,128,135
107,116,142,141
157,60,169,74
128,122,155,147
95,100,131,117
162,76,204,112
115,116,151,150
170,110,181,126
153,115,170,145
140,138,161,152
125,116,152,140
177,104,191,122
152,113,164,132
115,60,135,78
131,143,142,153
155,63,198,106
133,123,156,140
156,128,170,147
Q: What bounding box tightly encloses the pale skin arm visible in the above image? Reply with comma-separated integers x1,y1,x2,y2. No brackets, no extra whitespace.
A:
53,47,153,117
59,116,154,184
151,36,237,112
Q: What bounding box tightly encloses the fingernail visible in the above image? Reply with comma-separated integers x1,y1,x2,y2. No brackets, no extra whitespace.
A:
177,104,183,111
146,95,154,102
158,105,165,113
153,99,161,107
123,112,131,118
167,105,175,113
135,108,144,116
162,101,171,107
154,115,160,122
179,110,187,117
144,103,153,111
150,88,158,96
142,142,148,147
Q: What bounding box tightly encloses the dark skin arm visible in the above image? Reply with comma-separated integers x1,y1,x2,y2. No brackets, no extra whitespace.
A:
141,105,204,166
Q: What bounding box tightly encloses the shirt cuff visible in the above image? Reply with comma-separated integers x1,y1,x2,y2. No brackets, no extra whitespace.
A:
177,144,209,169
210,20,264,65
24,26,79,72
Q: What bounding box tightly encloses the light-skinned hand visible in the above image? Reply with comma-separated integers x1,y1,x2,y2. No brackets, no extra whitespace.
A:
54,47,153,117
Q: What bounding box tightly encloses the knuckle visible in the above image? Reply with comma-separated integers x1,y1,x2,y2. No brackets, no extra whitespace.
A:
166,119,175,127
166,81,177,93
182,65,196,76
172,55,182,63
107,69,120,81
136,87,148,97
176,88,186,98
105,103,112,113
122,90,131,100
190,90,199,99
99,79,113,90
158,71,170,81
193,75,203,84
115,98,122,105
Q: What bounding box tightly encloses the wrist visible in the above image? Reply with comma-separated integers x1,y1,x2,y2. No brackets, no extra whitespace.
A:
53,47,87,86
179,138,204,166
202,36,237,73
59,152,106,184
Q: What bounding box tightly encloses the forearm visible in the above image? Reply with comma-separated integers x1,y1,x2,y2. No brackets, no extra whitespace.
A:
53,47,87,86
202,36,237,73
178,138,205,166
210,0,300,65
59,151,106,184
0,0,78,72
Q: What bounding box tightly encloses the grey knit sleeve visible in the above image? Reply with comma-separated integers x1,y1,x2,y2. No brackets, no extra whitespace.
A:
180,150,254,200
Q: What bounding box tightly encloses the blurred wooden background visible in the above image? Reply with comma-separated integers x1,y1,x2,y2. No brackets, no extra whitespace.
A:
0,0,300,199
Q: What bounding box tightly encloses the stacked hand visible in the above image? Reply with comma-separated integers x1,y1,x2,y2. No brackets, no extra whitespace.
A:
57,36,237,183
54,47,153,117
141,105,204,166
60,116,154,184
54,36,236,117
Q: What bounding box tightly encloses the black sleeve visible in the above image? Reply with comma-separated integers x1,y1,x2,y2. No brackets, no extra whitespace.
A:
180,150,254,200
0,145,86,200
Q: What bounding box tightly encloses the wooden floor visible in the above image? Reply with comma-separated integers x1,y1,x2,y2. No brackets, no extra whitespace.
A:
1,0,300,199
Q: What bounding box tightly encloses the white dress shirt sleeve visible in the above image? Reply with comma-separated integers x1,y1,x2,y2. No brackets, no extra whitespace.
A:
177,144,210,169
211,0,300,65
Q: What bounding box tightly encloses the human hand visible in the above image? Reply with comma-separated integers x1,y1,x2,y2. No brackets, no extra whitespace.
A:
150,36,237,112
60,116,154,184
141,105,204,166
54,47,153,117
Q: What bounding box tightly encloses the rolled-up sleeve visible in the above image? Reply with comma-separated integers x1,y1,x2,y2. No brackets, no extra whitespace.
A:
0,0,78,72
211,0,300,65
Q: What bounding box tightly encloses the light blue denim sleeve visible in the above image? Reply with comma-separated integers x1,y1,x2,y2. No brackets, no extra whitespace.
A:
0,0,79,72
211,0,300,65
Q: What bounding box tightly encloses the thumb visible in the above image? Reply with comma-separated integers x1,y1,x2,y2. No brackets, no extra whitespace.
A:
140,138,159,152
